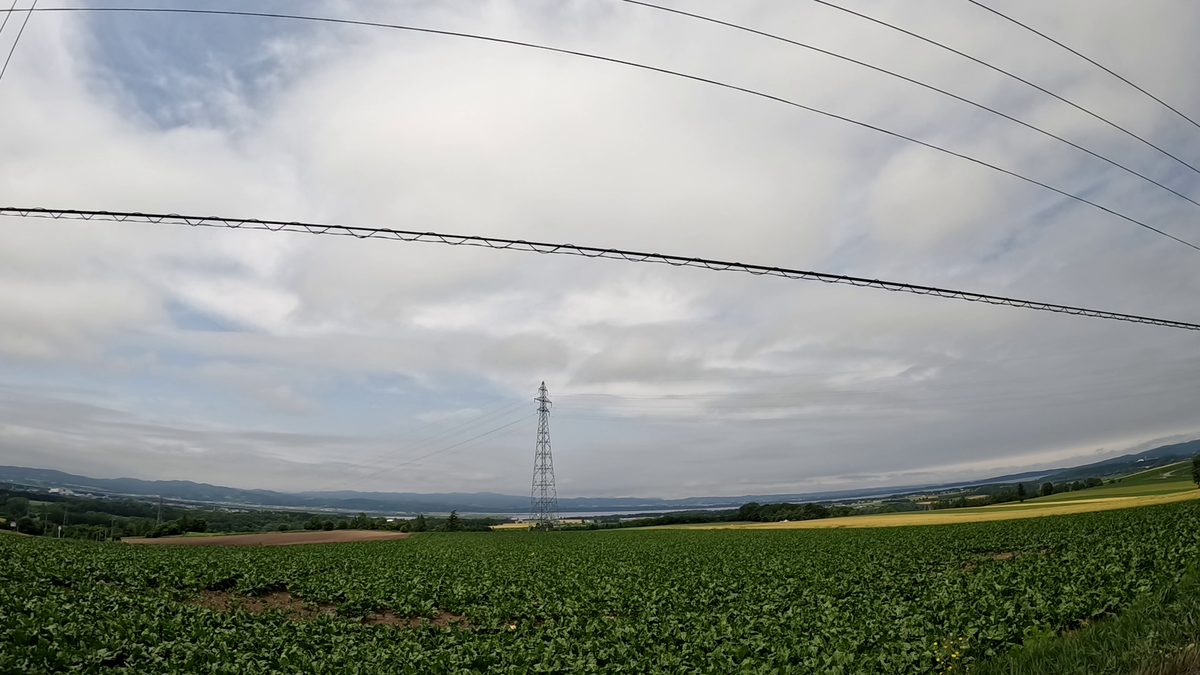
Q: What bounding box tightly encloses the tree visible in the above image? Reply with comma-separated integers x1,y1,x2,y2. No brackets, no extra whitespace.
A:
445,510,462,532
16,516,38,535
1071,480,1085,492
277,523,290,531
303,516,323,531
736,502,762,522
1193,454,1200,488
1016,483,1027,502
335,520,349,530
1040,482,1055,497
322,520,335,531
413,514,428,532
5,497,29,518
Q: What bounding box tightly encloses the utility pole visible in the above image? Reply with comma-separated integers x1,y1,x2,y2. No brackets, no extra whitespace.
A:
530,382,559,528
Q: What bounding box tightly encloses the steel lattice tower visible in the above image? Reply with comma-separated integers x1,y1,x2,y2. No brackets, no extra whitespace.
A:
530,382,558,528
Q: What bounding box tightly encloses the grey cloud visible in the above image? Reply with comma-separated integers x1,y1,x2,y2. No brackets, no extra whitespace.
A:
0,0,1197,498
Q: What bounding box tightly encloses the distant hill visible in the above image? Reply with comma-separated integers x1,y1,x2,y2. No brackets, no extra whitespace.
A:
1,438,1196,514
1037,440,1200,484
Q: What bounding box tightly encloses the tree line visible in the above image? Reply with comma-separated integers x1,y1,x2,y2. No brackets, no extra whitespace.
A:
0,485,501,540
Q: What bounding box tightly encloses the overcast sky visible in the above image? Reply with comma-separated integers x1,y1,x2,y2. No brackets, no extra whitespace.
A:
0,0,1198,499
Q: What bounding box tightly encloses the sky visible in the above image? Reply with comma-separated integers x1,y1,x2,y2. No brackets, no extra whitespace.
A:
0,0,1198,499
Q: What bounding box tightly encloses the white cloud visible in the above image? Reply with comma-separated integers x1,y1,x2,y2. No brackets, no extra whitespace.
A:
0,0,1197,498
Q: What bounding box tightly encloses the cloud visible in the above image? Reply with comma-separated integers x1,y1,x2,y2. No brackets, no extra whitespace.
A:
0,0,1197,498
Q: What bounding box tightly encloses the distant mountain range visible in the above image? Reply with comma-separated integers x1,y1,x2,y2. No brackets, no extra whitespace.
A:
2,439,1196,514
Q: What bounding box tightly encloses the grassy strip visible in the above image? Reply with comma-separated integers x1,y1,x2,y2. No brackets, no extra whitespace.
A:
974,568,1200,675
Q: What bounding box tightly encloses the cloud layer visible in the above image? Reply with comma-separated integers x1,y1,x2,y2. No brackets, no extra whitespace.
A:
0,0,1198,498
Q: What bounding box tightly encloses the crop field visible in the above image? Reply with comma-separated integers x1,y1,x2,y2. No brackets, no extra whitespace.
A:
124,530,411,546
665,463,1200,530
1032,462,1193,503
3,500,1200,674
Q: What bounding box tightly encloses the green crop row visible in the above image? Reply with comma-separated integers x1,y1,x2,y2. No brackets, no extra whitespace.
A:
3,501,1199,674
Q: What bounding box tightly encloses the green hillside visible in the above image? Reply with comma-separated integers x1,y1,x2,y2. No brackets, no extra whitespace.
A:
1031,461,1194,503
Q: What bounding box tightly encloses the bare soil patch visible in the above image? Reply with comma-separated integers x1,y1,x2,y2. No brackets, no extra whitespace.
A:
363,610,469,628
193,590,336,619
963,551,1017,570
127,530,410,546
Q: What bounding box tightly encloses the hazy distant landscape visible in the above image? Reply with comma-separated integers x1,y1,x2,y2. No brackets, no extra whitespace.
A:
4,439,1195,515
4,0,1200,672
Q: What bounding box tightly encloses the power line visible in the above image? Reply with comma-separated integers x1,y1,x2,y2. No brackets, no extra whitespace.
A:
361,413,536,484
4,207,1199,332
325,395,521,487
399,417,532,472
964,0,1200,133
339,401,530,488
0,0,23,39
0,0,36,87
620,0,1200,214
338,403,525,482
7,6,1199,252
812,0,1200,179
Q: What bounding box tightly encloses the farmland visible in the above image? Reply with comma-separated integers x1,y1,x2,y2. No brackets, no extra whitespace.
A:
658,462,1200,530
123,530,412,546
4,500,1200,674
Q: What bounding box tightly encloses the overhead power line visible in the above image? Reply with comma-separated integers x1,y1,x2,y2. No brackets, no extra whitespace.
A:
0,0,36,87
620,0,1200,215
7,6,1199,252
325,396,523,488
964,0,1200,133
4,207,1198,333
813,0,1200,179
357,413,536,486
0,0,23,38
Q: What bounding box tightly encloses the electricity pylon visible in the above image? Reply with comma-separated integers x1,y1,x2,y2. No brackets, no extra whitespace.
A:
530,382,558,528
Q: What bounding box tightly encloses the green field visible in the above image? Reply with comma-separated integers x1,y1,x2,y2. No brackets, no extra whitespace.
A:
1029,462,1193,503
4,500,1200,674
657,461,1200,531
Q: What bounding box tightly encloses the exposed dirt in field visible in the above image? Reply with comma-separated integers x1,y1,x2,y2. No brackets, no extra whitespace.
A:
193,590,337,619
962,551,1018,570
363,610,469,628
127,530,410,546
189,589,468,628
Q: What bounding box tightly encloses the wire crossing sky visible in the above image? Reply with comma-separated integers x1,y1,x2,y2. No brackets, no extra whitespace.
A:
619,0,1200,217
963,0,1200,132
0,0,1197,498
4,5,1199,252
813,0,1200,179
4,207,1199,332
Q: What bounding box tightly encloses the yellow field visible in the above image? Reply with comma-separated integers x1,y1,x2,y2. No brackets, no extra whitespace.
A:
492,518,587,530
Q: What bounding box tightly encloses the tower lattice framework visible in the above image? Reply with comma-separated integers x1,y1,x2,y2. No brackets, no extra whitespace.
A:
530,381,558,527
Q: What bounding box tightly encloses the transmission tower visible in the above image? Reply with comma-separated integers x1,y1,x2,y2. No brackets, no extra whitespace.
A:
530,382,558,528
